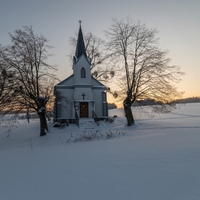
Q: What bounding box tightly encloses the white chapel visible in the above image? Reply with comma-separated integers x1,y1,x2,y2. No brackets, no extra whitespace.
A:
54,22,108,123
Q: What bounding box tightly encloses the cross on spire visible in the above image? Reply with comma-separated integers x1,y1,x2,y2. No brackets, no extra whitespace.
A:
79,20,82,26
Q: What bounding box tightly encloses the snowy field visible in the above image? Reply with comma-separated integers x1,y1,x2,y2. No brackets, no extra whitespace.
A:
0,103,200,200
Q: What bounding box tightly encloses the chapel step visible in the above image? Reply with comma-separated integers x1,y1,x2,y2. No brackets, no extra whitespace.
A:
79,118,98,130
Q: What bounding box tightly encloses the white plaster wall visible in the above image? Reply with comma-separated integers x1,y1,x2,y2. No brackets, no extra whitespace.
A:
88,102,93,118
58,88,74,118
93,90,103,116
73,55,91,84
74,88,94,101
61,101,73,119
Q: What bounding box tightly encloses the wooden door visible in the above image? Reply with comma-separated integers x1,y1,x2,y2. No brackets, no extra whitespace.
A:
80,102,88,118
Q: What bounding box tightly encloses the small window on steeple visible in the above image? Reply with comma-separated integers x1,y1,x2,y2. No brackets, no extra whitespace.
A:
81,67,86,78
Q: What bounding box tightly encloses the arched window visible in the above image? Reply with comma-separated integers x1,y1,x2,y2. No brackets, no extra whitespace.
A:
81,67,86,78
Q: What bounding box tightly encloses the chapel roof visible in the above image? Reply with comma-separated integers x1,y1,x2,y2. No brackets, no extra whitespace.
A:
75,21,87,59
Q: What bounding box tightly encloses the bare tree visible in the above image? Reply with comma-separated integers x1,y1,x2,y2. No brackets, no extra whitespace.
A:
0,55,14,115
70,32,115,82
105,18,184,126
0,26,58,136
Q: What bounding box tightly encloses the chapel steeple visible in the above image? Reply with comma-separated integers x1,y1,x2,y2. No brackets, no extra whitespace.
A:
75,20,87,59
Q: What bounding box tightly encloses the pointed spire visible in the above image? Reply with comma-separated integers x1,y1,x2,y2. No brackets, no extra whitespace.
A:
75,20,86,59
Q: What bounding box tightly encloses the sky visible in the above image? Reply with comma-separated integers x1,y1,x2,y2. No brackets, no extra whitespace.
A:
0,0,200,100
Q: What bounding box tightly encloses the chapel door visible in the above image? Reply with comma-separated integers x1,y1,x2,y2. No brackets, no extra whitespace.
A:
80,102,88,118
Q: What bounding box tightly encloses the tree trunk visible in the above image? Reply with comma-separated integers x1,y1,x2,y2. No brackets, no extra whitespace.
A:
124,104,134,126
38,112,48,136
123,96,134,126
26,106,30,123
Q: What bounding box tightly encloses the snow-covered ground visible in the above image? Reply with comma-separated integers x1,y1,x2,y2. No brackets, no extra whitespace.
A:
0,103,200,200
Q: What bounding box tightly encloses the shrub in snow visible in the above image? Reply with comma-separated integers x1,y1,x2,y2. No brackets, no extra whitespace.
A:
53,122,67,129
0,116,18,139
66,129,126,143
53,122,62,128
104,117,115,123
25,137,35,150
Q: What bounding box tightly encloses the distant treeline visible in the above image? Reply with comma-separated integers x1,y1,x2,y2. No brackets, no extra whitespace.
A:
108,103,117,109
131,97,200,106
173,97,200,104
